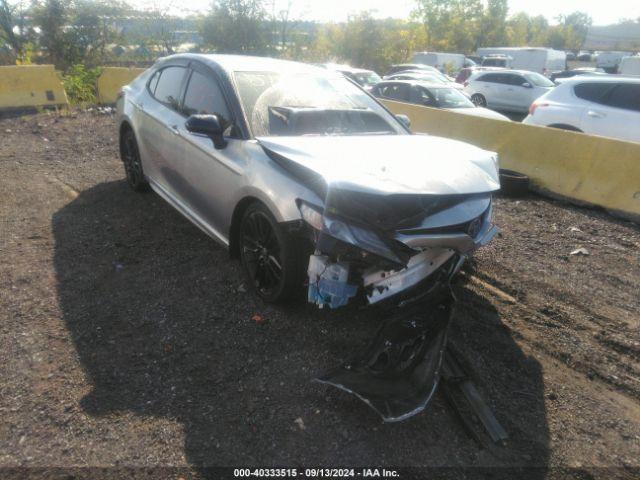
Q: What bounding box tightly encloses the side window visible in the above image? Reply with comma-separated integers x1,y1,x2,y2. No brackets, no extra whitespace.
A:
483,58,505,68
508,75,527,86
377,85,392,97
478,73,505,84
148,70,161,94
573,83,614,104
603,84,640,112
411,86,435,106
152,66,186,110
379,84,409,101
183,70,231,123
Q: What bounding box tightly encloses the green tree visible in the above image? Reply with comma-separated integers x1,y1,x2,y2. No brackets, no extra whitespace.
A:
480,0,508,47
556,11,592,50
33,0,71,67
412,0,483,53
65,0,129,66
200,0,269,54
0,0,35,63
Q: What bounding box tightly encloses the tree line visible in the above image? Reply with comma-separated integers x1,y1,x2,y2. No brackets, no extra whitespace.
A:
0,0,628,74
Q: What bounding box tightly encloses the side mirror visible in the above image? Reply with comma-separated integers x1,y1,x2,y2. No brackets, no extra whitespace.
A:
522,82,532,88
396,114,411,129
185,114,227,149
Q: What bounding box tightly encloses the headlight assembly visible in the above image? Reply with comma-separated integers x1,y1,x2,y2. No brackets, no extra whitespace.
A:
297,200,401,263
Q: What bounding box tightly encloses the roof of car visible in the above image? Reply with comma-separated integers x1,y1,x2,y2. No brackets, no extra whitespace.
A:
389,70,443,76
377,79,456,89
337,67,376,75
390,64,438,70
158,53,321,74
468,69,545,78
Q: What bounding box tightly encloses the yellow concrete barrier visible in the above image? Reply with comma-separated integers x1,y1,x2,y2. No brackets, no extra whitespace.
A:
383,99,640,221
0,65,68,110
96,67,146,104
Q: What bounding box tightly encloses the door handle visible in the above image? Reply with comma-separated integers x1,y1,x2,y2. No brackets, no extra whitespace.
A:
169,125,180,135
135,101,144,111
587,110,605,118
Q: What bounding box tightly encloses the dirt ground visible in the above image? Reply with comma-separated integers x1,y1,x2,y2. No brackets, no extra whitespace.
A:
0,110,639,479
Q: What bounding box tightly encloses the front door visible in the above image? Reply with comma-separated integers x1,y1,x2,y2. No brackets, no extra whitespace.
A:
172,64,246,241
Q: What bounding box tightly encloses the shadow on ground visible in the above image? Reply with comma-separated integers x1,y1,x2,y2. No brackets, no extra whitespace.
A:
52,180,550,475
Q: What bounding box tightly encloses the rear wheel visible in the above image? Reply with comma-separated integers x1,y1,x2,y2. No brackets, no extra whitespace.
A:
239,203,303,303
120,128,149,192
471,93,487,107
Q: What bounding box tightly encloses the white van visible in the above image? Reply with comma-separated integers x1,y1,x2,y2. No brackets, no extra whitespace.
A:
411,52,466,73
619,56,640,76
596,51,632,72
476,47,566,75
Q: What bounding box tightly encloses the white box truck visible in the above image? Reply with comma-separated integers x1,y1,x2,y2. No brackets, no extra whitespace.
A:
411,52,467,73
476,47,566,74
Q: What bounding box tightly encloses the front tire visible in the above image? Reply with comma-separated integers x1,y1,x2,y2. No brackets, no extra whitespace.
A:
239,203,303,303
120,128,149,192
471,94,487,107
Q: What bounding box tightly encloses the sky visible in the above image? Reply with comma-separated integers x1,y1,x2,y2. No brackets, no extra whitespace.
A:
159,0,640,26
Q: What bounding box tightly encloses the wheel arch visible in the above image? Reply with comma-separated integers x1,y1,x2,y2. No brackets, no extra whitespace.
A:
229,196,263,259
119,120,134,158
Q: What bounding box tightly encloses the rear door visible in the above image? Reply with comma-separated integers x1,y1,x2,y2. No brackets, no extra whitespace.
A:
503,74,529,110
581,83,640,142
136,63,189,196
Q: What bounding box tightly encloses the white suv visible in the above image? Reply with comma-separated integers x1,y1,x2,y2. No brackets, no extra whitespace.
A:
464,69,555,113
523,77,640,144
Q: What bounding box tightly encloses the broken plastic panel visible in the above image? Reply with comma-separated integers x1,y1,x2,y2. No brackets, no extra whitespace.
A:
307,254,358,309
363,249,455,305
316,296,453,422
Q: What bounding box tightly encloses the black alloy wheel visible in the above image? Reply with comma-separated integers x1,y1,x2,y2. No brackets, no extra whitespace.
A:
239,203,303,303
471,93,487,107
120,129,149,192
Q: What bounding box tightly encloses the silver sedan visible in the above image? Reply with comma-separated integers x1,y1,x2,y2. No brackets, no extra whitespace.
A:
117,54,499,309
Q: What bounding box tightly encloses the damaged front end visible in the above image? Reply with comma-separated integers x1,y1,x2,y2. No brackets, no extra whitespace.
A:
298,190,497,421
257,134,499,310
299,189,497,309
258,134,500,421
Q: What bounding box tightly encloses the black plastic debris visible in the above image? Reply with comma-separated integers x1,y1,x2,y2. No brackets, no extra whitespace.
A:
316,297,452,422
441,346,509,446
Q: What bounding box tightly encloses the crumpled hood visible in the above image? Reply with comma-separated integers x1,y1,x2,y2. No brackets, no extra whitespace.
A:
257,134,500,195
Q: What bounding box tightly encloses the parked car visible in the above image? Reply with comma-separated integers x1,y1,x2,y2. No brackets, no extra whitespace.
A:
384,63,442,77
464,69,555,113
386,70,450,84
321,63,382,90
385,70,467,93
476,47,566,74
523,76,640,143
577,51,593,62
550,68,607,83
481,55,512,68
371,80,510,121
117,54,499,310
